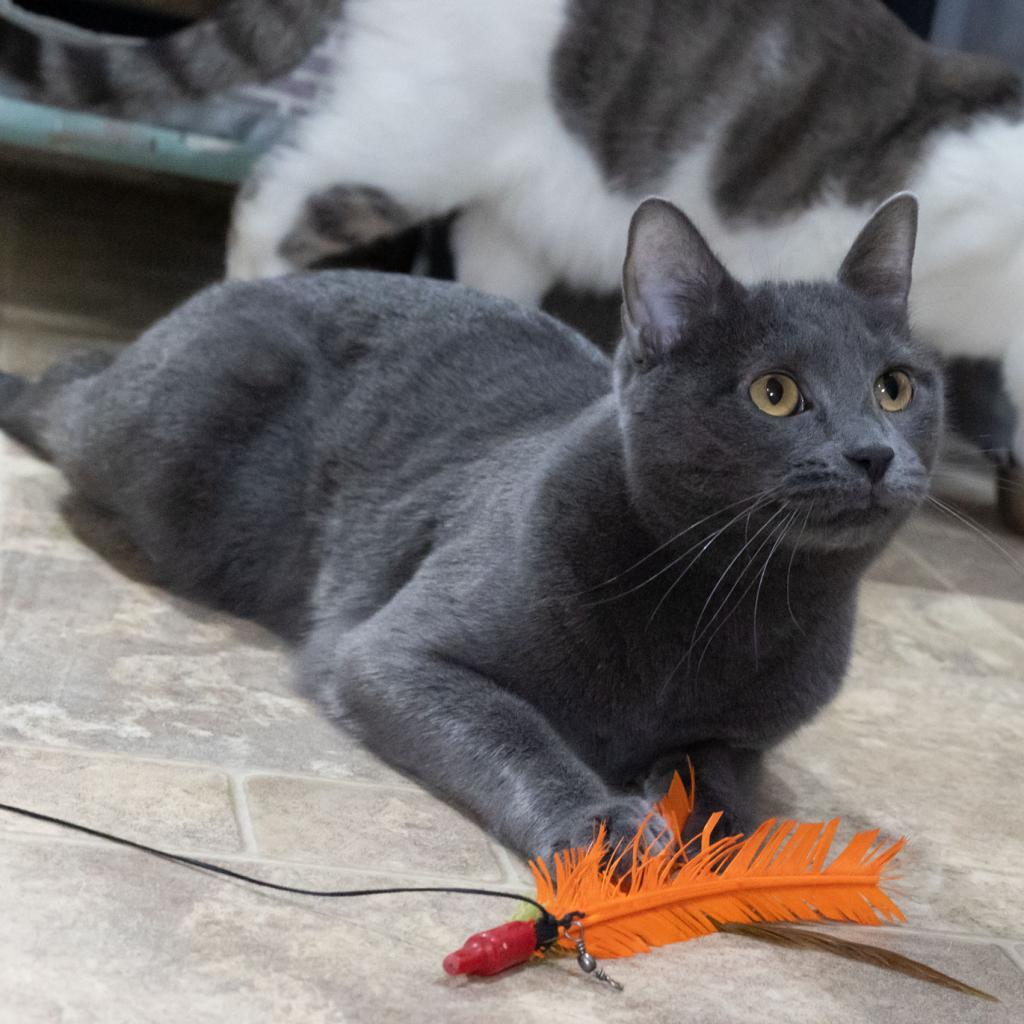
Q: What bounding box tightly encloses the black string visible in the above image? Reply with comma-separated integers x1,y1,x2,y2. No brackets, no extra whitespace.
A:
0,800,558,920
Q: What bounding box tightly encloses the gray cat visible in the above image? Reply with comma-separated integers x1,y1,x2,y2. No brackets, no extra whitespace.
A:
0,195,941,859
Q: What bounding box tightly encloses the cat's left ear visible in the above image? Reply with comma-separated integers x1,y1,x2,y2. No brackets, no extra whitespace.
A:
621,197,734,366
838,192,918,310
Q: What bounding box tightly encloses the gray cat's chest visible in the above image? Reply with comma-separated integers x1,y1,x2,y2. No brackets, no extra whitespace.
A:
483,579,854,784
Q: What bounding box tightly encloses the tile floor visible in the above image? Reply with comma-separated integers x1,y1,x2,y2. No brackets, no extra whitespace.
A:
1,157,1023,1023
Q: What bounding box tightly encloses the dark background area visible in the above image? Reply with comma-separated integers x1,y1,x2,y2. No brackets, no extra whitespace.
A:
885,0,939,36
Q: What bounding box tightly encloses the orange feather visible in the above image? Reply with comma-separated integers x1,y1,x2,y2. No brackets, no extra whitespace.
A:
530,772,906,959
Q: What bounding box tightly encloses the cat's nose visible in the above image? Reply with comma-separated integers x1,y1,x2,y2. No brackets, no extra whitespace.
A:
845,444,895,484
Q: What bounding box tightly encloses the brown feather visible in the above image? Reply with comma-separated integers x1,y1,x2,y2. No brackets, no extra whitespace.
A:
712,920,999,1004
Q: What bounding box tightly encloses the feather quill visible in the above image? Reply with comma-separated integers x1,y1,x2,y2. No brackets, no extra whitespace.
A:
712,921,998,1003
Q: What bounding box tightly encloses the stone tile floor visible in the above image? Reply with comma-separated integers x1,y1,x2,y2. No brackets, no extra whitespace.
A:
1,157,1023,1022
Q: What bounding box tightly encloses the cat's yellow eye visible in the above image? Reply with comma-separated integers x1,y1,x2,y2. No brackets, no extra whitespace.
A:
875,370,914,412
749,373,803,417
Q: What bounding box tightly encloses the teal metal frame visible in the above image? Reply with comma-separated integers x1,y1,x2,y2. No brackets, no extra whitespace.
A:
0,95,260,184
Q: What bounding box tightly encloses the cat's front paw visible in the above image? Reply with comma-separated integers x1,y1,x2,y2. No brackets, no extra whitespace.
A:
680,797,751,847
539,797,668,864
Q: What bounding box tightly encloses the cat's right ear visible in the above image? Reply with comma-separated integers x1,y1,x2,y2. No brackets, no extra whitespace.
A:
838,192,918,310
621,198,732,367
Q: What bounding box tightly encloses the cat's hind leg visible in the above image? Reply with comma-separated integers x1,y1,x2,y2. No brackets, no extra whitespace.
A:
0,370,25,412
0,295,320,628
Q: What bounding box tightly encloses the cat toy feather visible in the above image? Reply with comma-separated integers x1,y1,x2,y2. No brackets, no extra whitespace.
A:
443,773,997,1002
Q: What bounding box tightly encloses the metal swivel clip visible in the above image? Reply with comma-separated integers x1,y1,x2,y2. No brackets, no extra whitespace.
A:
565,920,623,991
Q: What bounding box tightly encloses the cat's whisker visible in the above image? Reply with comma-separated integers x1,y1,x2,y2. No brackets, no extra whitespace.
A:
644,530,727,629
925,495,1024,581
692,507,795,678
752,509,799,665
929,469,1024,497
948,447,1012,458
693,517,789,660
686,504,790,651
644,497,778,627
930,467,1014,480
658,504,789,693
584,521,734,609
581,486,780,596
743,500,758,543
785,504,813,635
584,490,779,607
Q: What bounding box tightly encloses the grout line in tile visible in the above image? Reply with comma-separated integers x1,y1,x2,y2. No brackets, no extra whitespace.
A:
227,773,259,856
0,737,241,779
1005,944,1024,975
236,767,421,797
488,841,530,887
0,816,244,861
0,825,523,892
0,736,420,793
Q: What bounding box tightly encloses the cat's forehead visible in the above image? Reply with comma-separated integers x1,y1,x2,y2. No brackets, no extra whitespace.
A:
742,282,918,370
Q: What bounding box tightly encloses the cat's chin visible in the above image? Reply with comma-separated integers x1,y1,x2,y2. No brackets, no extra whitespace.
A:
797,502,909,552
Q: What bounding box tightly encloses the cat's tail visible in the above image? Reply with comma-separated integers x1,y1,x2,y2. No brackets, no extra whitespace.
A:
0,0,341,111
0,368,36,452
0,352,112,459
0,370,26,414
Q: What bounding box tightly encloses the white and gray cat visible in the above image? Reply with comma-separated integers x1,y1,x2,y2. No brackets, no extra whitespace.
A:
0,0,1018,490
0,195,941,857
